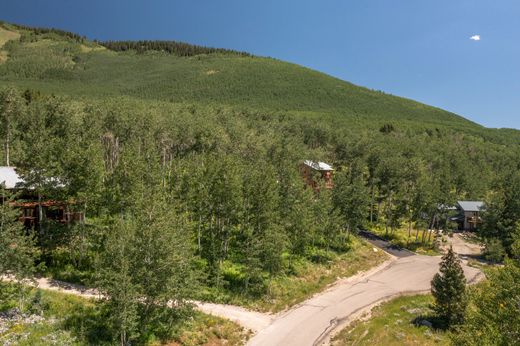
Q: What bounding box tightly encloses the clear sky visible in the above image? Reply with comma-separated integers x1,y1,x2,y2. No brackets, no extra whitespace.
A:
2,1,519,129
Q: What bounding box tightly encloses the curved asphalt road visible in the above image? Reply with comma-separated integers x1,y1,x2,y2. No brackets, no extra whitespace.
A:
248,242,482,346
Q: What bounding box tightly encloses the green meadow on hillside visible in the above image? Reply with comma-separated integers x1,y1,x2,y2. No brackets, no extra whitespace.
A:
0,22,484,131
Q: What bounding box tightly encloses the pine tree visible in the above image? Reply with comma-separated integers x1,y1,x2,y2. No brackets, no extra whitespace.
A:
451,259,520,345
431,247,467,327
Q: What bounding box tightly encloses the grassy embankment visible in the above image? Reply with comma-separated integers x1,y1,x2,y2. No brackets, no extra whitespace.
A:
197,237,388,313
0,284,248,346
332,295,449,346
370,223,442,255
42,235,387,314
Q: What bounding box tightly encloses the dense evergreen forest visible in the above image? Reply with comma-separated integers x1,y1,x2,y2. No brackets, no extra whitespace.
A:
1,22,520,345
100,40,251,57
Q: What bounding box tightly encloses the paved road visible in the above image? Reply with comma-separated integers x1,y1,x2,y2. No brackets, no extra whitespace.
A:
358,230,415,258
248,254,482,346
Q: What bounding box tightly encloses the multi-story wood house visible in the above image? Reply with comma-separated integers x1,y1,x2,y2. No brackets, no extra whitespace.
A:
0,166,84,228
299,160,334,190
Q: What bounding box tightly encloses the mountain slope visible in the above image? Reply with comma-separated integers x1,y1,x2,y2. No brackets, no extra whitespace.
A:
0,22,482,132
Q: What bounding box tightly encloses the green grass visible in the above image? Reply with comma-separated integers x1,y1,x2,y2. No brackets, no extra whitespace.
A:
0,285,248,345
370,224,441,256
170,312,250,346
332,295,449,346
198,237,388,313
466,259,499,278
1,284,109,345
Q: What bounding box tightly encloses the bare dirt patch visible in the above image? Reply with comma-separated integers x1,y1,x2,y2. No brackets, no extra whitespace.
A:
442,232,483,257
0,50,8,64
0,26,20,64
80,44,106,53
0,26,20,48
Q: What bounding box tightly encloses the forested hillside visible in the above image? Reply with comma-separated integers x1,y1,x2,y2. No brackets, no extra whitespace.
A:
0,22,496,132
1,22,520,345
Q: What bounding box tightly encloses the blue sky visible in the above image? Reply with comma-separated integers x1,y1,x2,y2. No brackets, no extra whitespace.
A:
2,1,520,128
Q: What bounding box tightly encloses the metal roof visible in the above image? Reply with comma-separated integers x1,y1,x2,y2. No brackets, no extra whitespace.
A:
0,166,24,189
457,201,485,212
303,160,334,171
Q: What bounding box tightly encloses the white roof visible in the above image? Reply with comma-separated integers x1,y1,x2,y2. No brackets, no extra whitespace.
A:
303,160,334,171
0,166,24,189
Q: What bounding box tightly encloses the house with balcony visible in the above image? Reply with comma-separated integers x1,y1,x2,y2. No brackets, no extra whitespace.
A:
452,201,485,231
0,166,84,228
299,160,334,190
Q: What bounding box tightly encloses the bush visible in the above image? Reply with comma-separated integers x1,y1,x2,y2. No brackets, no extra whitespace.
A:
221,261,247,291
451,260,520,345
306,248,335,264
483,238,506,263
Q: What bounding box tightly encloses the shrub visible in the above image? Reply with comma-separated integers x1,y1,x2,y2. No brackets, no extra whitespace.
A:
221,261,247,291
483,238,506,263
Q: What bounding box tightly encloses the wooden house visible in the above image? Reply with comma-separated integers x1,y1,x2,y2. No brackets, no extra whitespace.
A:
452,201,485,231
0,166,84,228
299,160,334,190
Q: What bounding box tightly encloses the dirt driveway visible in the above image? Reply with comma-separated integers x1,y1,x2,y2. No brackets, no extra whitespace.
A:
443,232,483,258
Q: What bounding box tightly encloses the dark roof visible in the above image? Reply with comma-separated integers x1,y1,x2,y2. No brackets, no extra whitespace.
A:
457,201,485,212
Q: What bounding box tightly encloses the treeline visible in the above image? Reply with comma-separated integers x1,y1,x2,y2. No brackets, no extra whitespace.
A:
5,22,86,43
100,40,252,57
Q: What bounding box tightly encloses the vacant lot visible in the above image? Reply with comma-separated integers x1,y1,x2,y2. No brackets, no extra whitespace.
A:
199,237,389,313
332,295,449,346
